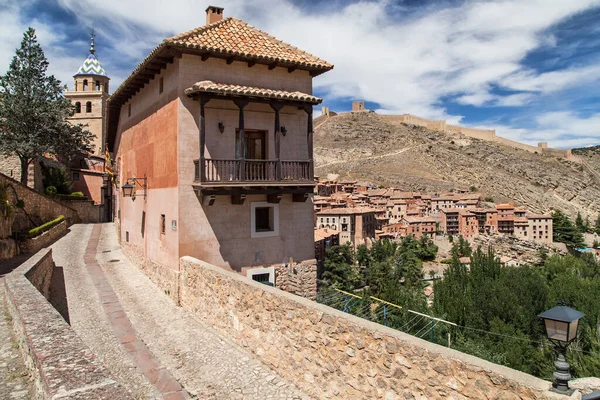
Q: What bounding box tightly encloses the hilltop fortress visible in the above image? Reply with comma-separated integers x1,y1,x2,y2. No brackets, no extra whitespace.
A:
321,101,573,159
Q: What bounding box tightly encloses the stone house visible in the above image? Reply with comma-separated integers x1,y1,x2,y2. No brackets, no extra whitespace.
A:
108,7,333,297
471,208,498,234
440,208,479,239
497,204,515,234
315,207,376,249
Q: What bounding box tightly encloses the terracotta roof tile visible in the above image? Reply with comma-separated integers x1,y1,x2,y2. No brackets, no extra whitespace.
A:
185,80,322,104
168,18,333,70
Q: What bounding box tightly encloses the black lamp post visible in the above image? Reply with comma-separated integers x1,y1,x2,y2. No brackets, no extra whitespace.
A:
538,302,585,394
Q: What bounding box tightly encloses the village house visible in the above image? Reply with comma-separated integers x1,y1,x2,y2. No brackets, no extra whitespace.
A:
315,207,376,249
440,208,479,239
497,204,516,234
314,227,339,277
471,208,498,234
382,216,436,240
109,7,333,298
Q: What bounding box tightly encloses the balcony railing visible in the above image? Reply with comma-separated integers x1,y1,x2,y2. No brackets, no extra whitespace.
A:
194,158,312,183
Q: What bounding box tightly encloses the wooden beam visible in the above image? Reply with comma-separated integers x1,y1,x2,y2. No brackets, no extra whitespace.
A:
226,57,234,65
293,193,309,202
199,94,210,183
201,54,210,61
287,66,296,73
267,194,282,204
247,61,256,68
231,194,246,205
202,194,216,206
268,63,277,70
270,103,284,181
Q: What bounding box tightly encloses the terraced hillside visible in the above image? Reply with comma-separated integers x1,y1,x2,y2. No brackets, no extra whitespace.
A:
314,111,599,220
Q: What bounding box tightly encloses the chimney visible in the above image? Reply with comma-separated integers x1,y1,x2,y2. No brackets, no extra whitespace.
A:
206,5,224,25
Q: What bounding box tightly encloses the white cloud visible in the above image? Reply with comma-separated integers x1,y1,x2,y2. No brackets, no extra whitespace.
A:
1,0,600,147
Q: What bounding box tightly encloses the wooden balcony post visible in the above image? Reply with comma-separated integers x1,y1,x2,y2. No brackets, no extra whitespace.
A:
270,103,283,180
199,95,210,182
301,104,314,180
234,99,249,181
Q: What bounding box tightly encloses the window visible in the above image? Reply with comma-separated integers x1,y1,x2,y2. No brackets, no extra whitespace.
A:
125,231,129,242
160,214,166,234
159,77,164,94
251,202,279,238
72,172,80,180
75,102,81,113
247,267,275,286
83,79,88,91
95,80,100,91
86,101,92,113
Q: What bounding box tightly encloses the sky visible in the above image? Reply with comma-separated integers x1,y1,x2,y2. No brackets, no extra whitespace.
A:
1,0,599,149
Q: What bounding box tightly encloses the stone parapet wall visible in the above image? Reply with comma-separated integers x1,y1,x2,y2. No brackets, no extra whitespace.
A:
57,198,103,223
3,248,132,399
23,248,54,300
179,256,574,400
19,220,68,255
0,172,80,232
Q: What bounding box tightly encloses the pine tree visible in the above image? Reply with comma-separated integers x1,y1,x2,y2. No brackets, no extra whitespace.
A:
0,28,93,184
595,215,600,234
576,212,585,232
552,210,585,249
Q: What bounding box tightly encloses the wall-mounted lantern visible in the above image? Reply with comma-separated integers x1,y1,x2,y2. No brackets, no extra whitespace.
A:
121,174,147,199
280,126,287,137
218,121,225,134
102,173,109,185
538,302,585,394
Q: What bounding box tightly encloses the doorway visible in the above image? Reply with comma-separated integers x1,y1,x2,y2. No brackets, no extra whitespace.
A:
236,129,267,160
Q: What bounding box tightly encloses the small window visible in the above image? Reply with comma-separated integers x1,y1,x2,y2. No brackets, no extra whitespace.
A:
159,77,164,94
251,202,279,238
128,103,131,117
72,172,80,180
125,231,129,242
95,80,100,91
252,273,270,283
160,214,166,234
86,101,92,113
83,79,88,91
75,102,81,113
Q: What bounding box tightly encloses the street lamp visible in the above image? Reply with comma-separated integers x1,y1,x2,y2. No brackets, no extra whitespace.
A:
538,302,585,394
121,175,147,199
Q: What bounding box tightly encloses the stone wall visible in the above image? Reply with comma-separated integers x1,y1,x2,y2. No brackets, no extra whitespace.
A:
23,248,54,300
3,248,132,399
57,198,103,223
274,259,317,299
179,256,577,400
19,220,68,255
0,172,80,232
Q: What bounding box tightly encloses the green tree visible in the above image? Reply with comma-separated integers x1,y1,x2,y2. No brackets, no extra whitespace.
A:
595,214,600,234
552,210,585,249
576,212,586,232
0,28,93,185
322,244,358,290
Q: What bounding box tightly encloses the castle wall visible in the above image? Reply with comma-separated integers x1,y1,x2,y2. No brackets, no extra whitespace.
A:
380,113,572,159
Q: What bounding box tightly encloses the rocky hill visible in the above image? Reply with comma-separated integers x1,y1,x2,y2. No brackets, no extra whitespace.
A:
573,145,600,176
314,111,600,220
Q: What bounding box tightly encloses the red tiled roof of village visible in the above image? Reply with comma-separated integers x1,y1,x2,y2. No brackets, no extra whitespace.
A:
317,207,375,215
514,217,528,224
315,228,340,241
403,216,436,224
496,204,515,209
169,18,333,71
185,81,322,104
527,213,552,219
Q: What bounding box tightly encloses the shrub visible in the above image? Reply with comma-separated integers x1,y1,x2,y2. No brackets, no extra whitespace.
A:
55,193,89,201
470,186,477,192
45,186,57,195
41,163,72,194
71,191,84,196
484,197,494,203
28,215,65,238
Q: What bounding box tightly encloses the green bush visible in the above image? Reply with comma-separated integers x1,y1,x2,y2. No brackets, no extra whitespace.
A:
484,196,494,203
54,193,89,201
45,186,57,196
41,164,72,195
70,191,84,197
28,215,65,238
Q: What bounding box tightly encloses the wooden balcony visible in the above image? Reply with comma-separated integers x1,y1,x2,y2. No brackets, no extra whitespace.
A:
194,158,312,184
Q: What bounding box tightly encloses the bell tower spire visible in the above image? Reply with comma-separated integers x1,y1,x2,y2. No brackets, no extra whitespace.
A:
90,29,96,55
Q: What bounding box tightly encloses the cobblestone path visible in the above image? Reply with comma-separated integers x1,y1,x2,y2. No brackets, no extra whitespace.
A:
53,224,311,400
0,287,33,399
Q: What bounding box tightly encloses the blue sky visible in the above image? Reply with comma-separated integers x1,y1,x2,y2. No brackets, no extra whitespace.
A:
1,0,600,148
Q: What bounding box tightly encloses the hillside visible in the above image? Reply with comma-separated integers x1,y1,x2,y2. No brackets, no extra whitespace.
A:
573,145,600,177
314,112,600,219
